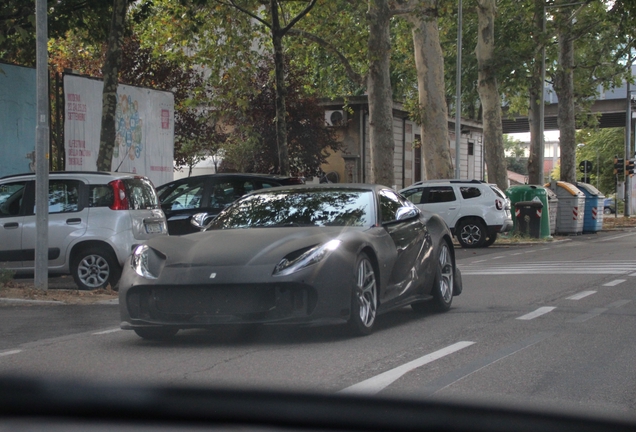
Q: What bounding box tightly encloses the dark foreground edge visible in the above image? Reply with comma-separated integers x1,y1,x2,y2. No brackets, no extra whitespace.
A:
0,375,635,432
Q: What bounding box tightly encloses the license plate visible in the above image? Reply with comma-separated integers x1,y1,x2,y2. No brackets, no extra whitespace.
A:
145,222,163,234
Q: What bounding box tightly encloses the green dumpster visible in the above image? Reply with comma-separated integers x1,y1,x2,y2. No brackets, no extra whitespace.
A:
505,185,552,238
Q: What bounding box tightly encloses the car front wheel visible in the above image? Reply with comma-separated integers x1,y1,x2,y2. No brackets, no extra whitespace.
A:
348,252,377,336
71,246,121,290
456,219,487,248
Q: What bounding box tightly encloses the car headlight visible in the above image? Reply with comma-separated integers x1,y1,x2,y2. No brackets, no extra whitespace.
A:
131,244,161,279
273,239,342,276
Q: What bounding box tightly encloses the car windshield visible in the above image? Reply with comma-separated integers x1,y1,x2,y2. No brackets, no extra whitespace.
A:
208,189,375,229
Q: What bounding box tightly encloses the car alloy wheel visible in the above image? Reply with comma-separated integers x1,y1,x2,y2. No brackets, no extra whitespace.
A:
437,243,454,307
349,253,377,335
457,219,487,248
71,247,121,290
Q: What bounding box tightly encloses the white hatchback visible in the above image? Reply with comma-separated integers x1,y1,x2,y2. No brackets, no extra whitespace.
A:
400,180,513,248
0,172,167,289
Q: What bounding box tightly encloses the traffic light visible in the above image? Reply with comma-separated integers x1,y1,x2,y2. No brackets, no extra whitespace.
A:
614,156,625,176
627,159,635,175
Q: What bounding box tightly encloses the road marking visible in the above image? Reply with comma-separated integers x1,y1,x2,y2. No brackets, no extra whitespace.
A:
512,252,523,256
603,279,626,287
421,333,553,395
0,350,22,357
566,291,596,300
339,341,475,395
471,260,487,263
93,328,122,335
629,272,636,277
492,256,505,260
569,300,631,323
598,232,636,242
516,306,556,320
460,261,636,276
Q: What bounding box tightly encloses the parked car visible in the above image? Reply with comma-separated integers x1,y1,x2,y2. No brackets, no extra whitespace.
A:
400,179,513,248
604,197,615,214
156,173,305,235
0,171,167,290
119,184,462,340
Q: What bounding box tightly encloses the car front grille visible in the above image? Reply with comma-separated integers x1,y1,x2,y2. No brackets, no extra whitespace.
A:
127,283,316,323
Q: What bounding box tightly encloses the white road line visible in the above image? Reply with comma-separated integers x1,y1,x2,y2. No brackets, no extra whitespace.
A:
93,328,122,335
339,341,475,395
566,291,596,300
471,260,487,264
629,272,636,277
603,279,626,287
492,256,505,260
0,350,22,357
512,253,523,256
516,307,556,320
598,232,636,242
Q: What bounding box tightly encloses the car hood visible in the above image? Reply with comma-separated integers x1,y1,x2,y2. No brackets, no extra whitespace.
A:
147,226,362,268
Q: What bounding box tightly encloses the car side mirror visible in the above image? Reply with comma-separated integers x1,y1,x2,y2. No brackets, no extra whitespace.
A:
395,206,419,221
191,212,214,230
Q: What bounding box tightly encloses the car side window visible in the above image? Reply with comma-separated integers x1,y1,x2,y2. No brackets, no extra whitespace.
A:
89,185,113,207
402,188,424,204
0,181,27,217
460,187,481,199
44,180,81,214
424,186,456,203
379,190,403,223
161,180,206,210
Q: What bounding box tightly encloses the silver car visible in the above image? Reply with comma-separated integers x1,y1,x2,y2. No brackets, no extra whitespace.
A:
0,172,167,290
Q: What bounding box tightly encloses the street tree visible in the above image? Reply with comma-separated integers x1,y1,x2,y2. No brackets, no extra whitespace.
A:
475,0,507,191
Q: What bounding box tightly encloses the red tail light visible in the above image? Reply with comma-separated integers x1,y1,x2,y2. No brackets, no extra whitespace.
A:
495,199,503,210
109,180,129,210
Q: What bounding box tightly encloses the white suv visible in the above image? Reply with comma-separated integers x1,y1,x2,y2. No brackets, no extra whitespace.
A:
400,180,512,248
0,172,167,290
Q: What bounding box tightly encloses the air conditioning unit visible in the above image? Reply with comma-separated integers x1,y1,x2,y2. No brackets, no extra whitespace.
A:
325,110,346,127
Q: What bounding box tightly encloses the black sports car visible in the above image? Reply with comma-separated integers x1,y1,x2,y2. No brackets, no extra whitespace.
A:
119,184,462,339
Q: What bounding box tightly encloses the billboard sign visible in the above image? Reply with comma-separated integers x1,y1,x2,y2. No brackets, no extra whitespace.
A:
63,74,174,186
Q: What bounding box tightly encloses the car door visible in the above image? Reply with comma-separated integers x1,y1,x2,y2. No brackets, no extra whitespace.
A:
379,189,427,303
419,186,461,230
21,179,88,269
159,177,209,235
0,180,29,269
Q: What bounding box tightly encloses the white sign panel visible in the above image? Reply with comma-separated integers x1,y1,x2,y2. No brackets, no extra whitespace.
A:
63,74,174,186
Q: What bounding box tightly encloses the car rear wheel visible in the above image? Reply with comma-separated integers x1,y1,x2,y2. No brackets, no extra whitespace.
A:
133,327,179,340
348,253,377,336
412,241,454,313
456,219,487,248
71,246,121,290
483,232,497,247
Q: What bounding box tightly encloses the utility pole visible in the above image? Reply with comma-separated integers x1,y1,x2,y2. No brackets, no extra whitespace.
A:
454,0,462,179
35,0,49,290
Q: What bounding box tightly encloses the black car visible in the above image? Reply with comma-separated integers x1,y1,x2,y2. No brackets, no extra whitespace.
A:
155,173,304,235
119,184,462,340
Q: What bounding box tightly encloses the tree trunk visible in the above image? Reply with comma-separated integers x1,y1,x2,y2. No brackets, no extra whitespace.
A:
527,0,544,185
366,0,395,187
97,0,127,172
409,8,453,180
475,0,508,191
554,9,576,184
271,0,290,176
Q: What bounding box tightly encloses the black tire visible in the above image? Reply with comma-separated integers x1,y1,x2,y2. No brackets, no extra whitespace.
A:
133,327,178,341
348,252,378,336
603,207,611,215
456,219,487,248
412,241,454,313
483,232,498,247
70,246,121,290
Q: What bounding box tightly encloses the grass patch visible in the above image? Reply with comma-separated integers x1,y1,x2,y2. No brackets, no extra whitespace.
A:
0,269,15,288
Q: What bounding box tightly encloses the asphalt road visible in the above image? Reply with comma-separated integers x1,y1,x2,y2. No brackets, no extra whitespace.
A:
1,229,635,419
